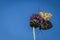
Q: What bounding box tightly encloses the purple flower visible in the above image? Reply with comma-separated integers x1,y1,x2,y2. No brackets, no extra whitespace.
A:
30,14,43,21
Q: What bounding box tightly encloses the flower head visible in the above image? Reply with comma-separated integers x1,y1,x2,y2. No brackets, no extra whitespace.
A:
38,12,52,21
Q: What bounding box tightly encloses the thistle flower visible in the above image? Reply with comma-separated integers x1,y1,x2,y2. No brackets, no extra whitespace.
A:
30,14,43,28
38,12,52,21
29,12,53,40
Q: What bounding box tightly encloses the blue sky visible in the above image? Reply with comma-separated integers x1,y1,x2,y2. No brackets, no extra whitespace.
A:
0,0,60,40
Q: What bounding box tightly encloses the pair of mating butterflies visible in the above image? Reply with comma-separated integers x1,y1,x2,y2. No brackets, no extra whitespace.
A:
30,12,53,30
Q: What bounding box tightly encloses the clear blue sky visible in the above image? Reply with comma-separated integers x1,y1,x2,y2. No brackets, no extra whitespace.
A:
0,0,60,40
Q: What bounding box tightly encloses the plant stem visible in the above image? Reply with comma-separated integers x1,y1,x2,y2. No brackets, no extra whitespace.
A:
33,27,36,40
